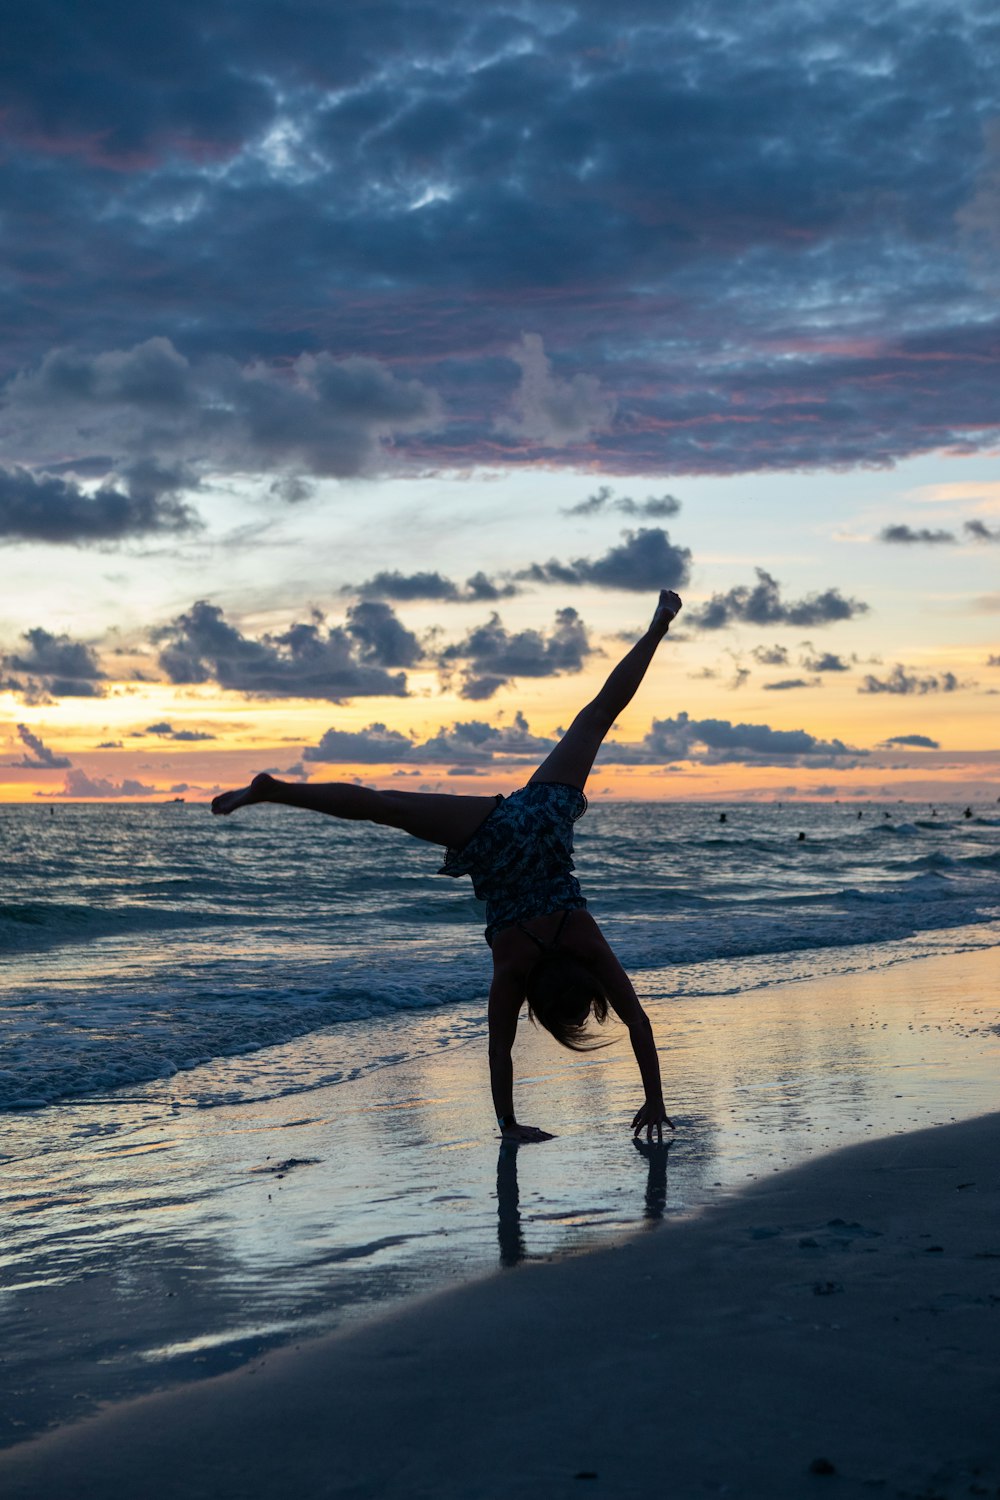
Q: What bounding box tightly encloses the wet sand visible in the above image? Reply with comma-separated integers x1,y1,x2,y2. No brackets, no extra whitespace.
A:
2,1106,998,1499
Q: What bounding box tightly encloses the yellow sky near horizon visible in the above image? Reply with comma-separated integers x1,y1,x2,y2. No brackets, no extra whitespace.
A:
2,457,998,804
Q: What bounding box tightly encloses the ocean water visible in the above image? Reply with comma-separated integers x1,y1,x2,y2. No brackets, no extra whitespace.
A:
2,797,999,1113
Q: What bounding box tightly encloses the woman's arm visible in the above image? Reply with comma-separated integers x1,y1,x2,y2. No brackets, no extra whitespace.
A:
488,965,554,1142
583,931,674,1139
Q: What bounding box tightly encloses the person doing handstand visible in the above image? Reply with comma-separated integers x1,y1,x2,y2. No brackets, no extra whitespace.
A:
213,589,682,1143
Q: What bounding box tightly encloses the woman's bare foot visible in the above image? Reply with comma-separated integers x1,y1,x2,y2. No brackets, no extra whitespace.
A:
212,772,279,816
651,588,682,636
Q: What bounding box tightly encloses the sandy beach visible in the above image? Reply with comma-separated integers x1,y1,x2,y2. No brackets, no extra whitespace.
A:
2,1103,998,1500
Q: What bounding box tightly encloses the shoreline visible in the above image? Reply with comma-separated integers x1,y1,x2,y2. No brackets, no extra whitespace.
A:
2,1107,998,1499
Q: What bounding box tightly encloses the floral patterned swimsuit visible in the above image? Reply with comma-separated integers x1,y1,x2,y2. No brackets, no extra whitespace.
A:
438,781,588,945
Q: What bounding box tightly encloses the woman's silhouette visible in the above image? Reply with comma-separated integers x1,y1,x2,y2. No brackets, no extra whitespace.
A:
213,589,682,1143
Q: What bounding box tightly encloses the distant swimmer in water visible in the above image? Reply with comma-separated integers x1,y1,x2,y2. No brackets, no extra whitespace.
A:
213,590,683,1144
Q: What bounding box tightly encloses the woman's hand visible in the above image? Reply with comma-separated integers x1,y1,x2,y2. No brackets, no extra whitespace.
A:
501,1123,555,1143
631,1098,675,1141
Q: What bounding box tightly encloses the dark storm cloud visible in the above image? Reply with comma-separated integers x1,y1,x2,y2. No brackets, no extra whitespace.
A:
352,569,517,602
563,486,682,518
518,529,691,592
964,520,1000,542
600,711,861,768
689,569,868,631
1,340,443,489
439,607,593,700
882,733,940,748
6,724,72,769
859,665,960,694
880,524,956,544
154,601,412,700
0,464,195,543
2,3,999,480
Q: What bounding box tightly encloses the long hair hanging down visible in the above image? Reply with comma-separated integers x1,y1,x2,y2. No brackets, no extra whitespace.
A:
524,949,613,1052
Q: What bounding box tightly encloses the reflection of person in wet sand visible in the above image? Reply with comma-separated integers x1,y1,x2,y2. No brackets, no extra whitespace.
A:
496,1136,672,1266
213,591,681,1145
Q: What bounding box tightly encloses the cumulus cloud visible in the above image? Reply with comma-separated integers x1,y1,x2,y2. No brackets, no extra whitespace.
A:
300,704,862,771
269,476,315,505
879,524,956,544
303,710,557,766
352,569,517,603
138,721,216,742
799,646,850,672
154,600,413,700
751,644,790,666
563,485,681,519
601,711,862,768
964,519,1000,542
689,569,868,630
303,723,416,764
518,528,691,593
0,464,195,544
859,665,960,694
6,724,72,769
882,733,940,748
880,519,1000,545
763,678,815,690
439,606,593,700
44,769,157,799
499,334,615,446
417,711,558,763
1,626,106,700
344,601,423,669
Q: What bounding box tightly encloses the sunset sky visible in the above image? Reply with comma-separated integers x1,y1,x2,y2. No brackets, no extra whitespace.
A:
2,0,998,803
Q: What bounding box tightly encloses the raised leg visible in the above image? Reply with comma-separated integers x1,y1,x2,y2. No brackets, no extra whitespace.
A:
528,589,681,791
212,772,498,849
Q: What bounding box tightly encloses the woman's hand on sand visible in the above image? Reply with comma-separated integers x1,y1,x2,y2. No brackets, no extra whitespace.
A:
500,1123,555,1143
631,1099,675,1141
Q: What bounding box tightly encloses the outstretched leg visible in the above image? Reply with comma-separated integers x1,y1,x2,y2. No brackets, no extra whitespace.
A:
212,773,499,849
529,588,681,791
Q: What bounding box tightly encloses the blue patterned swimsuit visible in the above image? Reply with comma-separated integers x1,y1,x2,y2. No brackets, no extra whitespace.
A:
438,781,588,945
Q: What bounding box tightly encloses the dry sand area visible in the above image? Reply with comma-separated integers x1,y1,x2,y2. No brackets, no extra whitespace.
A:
2,1108,998,1500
